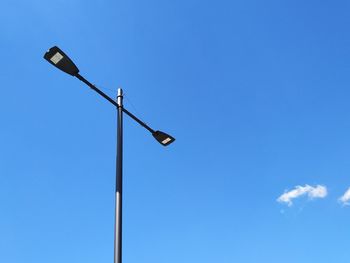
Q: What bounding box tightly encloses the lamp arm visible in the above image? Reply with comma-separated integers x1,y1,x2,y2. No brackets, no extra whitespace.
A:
76,73,119,107
75,73,155,134
122,108,155,134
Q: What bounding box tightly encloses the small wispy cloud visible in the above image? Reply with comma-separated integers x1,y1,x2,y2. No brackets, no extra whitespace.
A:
339,187,350,206
277,185,327,206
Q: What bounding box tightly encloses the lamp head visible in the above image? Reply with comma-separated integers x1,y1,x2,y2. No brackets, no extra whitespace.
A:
152,130,175,146
44,46,79,76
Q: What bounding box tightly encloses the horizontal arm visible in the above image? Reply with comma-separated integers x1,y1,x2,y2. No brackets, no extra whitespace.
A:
122,108,155,134
75,73,155,134
76,73,118,107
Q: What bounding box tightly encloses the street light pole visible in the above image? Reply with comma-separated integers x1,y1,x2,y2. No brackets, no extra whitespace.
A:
115,88,123,263
43,46,176,263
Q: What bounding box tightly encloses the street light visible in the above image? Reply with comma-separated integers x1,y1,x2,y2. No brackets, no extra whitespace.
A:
43,46,175,263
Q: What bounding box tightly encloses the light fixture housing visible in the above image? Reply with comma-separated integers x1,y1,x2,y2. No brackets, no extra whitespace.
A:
44,46,79,76
152,130,175,146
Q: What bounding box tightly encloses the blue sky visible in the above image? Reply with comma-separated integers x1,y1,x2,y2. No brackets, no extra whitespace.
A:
1,0,350,262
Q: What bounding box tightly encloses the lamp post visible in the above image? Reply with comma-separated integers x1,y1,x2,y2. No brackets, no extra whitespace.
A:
43,46,175,263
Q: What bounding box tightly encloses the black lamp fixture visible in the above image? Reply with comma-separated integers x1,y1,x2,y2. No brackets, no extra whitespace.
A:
44,46,79,76
43,46,175,263
152,130,175,146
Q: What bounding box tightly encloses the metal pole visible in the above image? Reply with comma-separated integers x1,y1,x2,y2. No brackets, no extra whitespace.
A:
115,88,123,263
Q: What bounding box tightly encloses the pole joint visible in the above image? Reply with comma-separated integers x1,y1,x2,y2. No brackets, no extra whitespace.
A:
117,88,123,108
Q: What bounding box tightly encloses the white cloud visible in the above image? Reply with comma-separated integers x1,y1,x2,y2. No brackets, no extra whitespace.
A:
339,187,350,206
277,185,327,206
